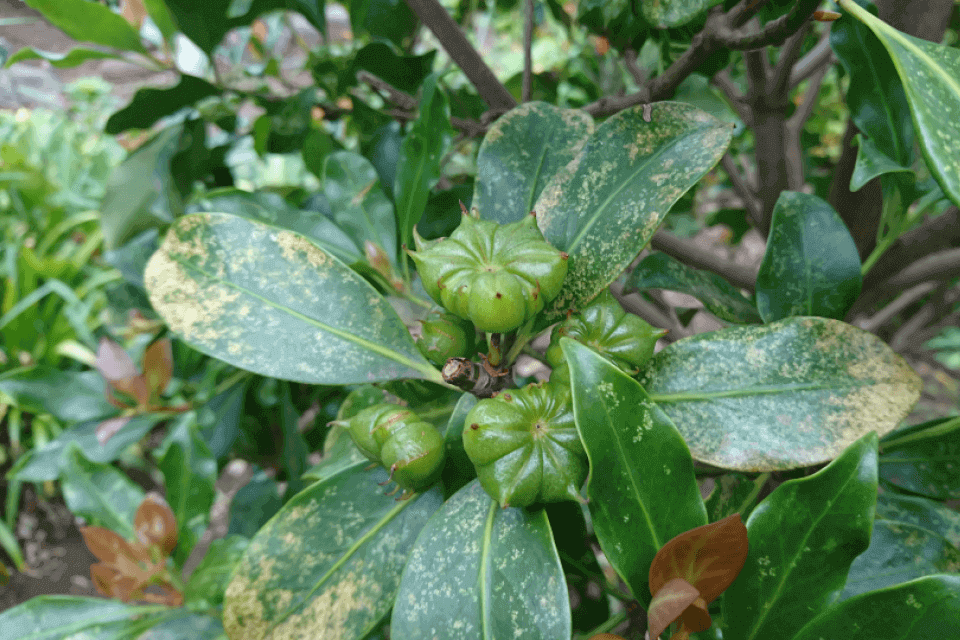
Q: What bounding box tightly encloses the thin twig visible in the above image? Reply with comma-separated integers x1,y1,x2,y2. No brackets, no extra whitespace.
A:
403,0,516,110
522,0,533,102
651,230,759,291
790,33,834,88
887,248,960,288
623,49,649,86
771,25,808,94
711,69,752,124
721,153,762,226
857,282,938,333
714,0,822,50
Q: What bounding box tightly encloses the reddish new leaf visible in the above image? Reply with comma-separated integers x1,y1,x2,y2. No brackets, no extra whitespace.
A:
141,339,173,399
134,493,178,555
95,415,133,445
95,338,139,381
649,513,748,604
647,577,701,640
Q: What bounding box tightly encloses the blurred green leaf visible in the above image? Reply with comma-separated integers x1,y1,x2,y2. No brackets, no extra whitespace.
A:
348,0,417,47
9,416,158,482
100,124,185,250
0,596,165,640
143,0,178,42
723,432,879,640
351,43,436,95
627,251,761,324
137,613,224,639
0,367,113,423
537,102,732,322
792,575,960,640
144,213,440,384
223,466,443,640
184,535,249,608
228,466,283,538
638,317,921,471
323,151,398,264
704,473,765,523
394,74,451,253
160,418,217,560
473,102,593,225
106,75,219,134
6,47,123,68
755,192,862,322
61,447,146,538
563,339,707,604
391,479,571,640
23,0,147,53
643,0,713,28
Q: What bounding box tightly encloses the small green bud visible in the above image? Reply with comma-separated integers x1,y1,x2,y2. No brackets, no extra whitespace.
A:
417,312,476,366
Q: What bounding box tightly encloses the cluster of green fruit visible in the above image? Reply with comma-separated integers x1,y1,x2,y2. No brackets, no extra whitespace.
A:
341,212,664,507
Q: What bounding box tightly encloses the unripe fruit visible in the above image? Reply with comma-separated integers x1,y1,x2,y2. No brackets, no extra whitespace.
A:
417,312,476,366
462,383,586,508
409,213,568,333
346,404,445,495
547,289,665,383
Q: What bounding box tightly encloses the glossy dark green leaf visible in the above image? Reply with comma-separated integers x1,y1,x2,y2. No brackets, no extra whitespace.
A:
9,415,158,482
394,75,451,252
352,43,436,95
6,47,123,68
278,381,310,494
0,596,165,640
473,102,593,224
537,102,732,321
164,0,325,54
323,151,398,264
627,251,761,324
440,392,478,496
562,339,707,604
191,189,360,265
792,575,960,640
880,417,960,500
61,447,146,539
198,378,249,459
23,0,147,53
160,418,217,557
184,535,249,608
840,493,960,600
223,465,443,640
391,479,571,640
639,317,921,471
642,0,711,28
143,0,178,41
144,212,442,385
101,124,185,250
831,1,914,167
722,432,879,640
106,75,219,134
365,122,403,198
755,192,862,322
0,366,113,423
850,134,913,191
840,0,960,206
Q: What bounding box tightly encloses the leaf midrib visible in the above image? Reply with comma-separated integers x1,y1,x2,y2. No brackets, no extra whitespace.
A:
169,253,435,379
